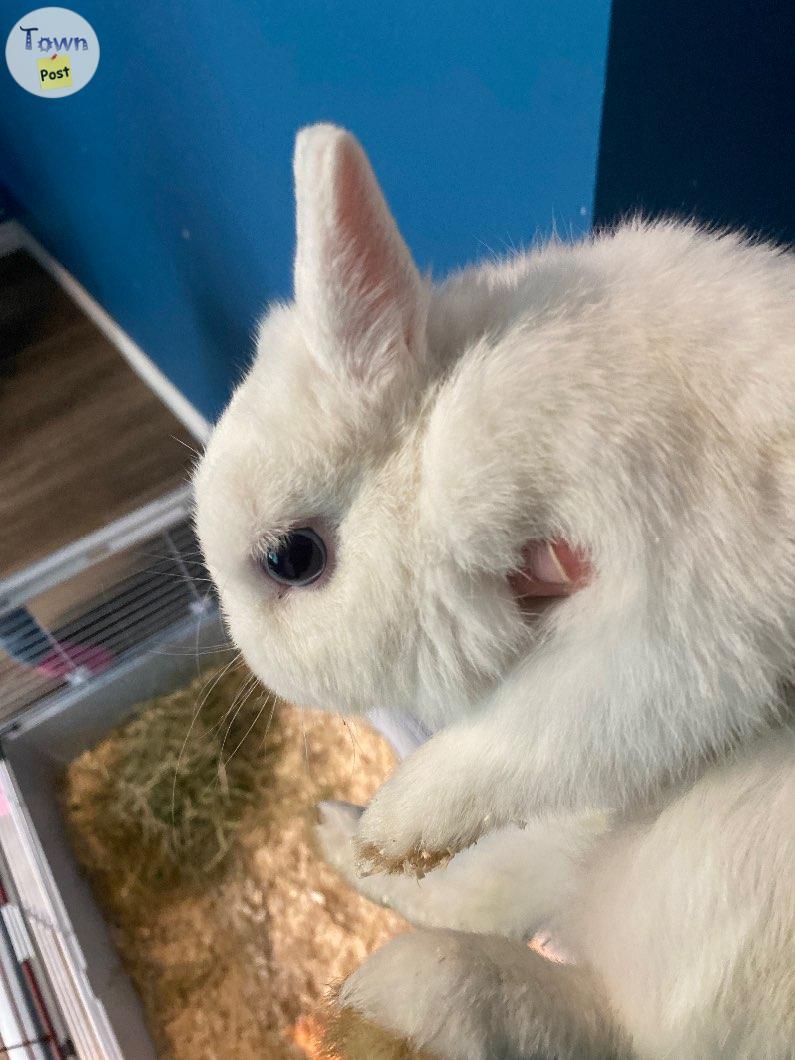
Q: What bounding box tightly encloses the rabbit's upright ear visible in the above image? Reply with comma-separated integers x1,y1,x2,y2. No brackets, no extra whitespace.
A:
293,124,427,384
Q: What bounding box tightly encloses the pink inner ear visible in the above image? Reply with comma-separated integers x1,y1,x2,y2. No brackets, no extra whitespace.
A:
508,540,592,600
336,143,390,299
334,139,417,352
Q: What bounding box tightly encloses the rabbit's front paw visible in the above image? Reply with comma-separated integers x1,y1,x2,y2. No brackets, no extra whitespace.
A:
353,749,495,877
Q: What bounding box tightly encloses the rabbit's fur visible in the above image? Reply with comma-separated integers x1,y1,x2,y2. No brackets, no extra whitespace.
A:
194,125,794,1057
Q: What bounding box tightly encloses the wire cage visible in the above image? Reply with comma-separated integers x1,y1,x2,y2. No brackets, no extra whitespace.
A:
0,488,214,730
0,488,225,1058
0,759,118,1059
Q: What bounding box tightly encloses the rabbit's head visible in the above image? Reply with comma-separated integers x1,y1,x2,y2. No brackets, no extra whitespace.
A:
193,125,556,725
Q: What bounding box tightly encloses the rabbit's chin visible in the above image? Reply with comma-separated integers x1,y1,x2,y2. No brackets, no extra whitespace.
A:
230,632,492,731
227,632,411,722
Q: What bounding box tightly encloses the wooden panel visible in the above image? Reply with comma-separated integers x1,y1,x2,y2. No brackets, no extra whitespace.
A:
0,250,198,578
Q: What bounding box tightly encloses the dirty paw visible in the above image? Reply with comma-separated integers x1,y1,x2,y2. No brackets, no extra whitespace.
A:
352,772,490,879
324,1004,435,1059
355,841,455,879
348,729,509,878
332,929,496,1060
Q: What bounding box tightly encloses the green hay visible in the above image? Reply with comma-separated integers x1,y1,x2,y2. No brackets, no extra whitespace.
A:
64,664,282,897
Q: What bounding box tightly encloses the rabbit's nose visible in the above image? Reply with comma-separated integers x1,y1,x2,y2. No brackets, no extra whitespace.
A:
507,540,592,600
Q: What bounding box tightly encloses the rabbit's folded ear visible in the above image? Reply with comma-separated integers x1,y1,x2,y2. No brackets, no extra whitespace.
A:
293,124,427,384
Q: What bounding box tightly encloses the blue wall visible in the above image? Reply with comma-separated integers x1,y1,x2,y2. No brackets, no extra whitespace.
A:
0,2,612,421
595,1,795,245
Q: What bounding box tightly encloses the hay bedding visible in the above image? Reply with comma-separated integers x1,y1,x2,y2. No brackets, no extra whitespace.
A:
63,664,407,1058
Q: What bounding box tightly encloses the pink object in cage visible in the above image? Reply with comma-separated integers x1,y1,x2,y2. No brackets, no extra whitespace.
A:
36,643,114,679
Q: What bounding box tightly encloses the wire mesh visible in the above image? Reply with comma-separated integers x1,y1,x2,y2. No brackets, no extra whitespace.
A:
0,491,216,727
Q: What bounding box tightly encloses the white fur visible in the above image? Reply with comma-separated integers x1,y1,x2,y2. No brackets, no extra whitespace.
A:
315,800,602,940
320,734,795,1058
194,124,795,1057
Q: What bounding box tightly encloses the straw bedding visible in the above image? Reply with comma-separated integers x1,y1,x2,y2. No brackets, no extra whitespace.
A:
63,663,406,1058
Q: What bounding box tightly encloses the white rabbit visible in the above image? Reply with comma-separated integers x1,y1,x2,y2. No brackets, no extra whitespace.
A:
194,124,795,1058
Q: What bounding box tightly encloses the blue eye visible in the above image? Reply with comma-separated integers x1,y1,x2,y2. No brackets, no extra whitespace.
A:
262,528,327,587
